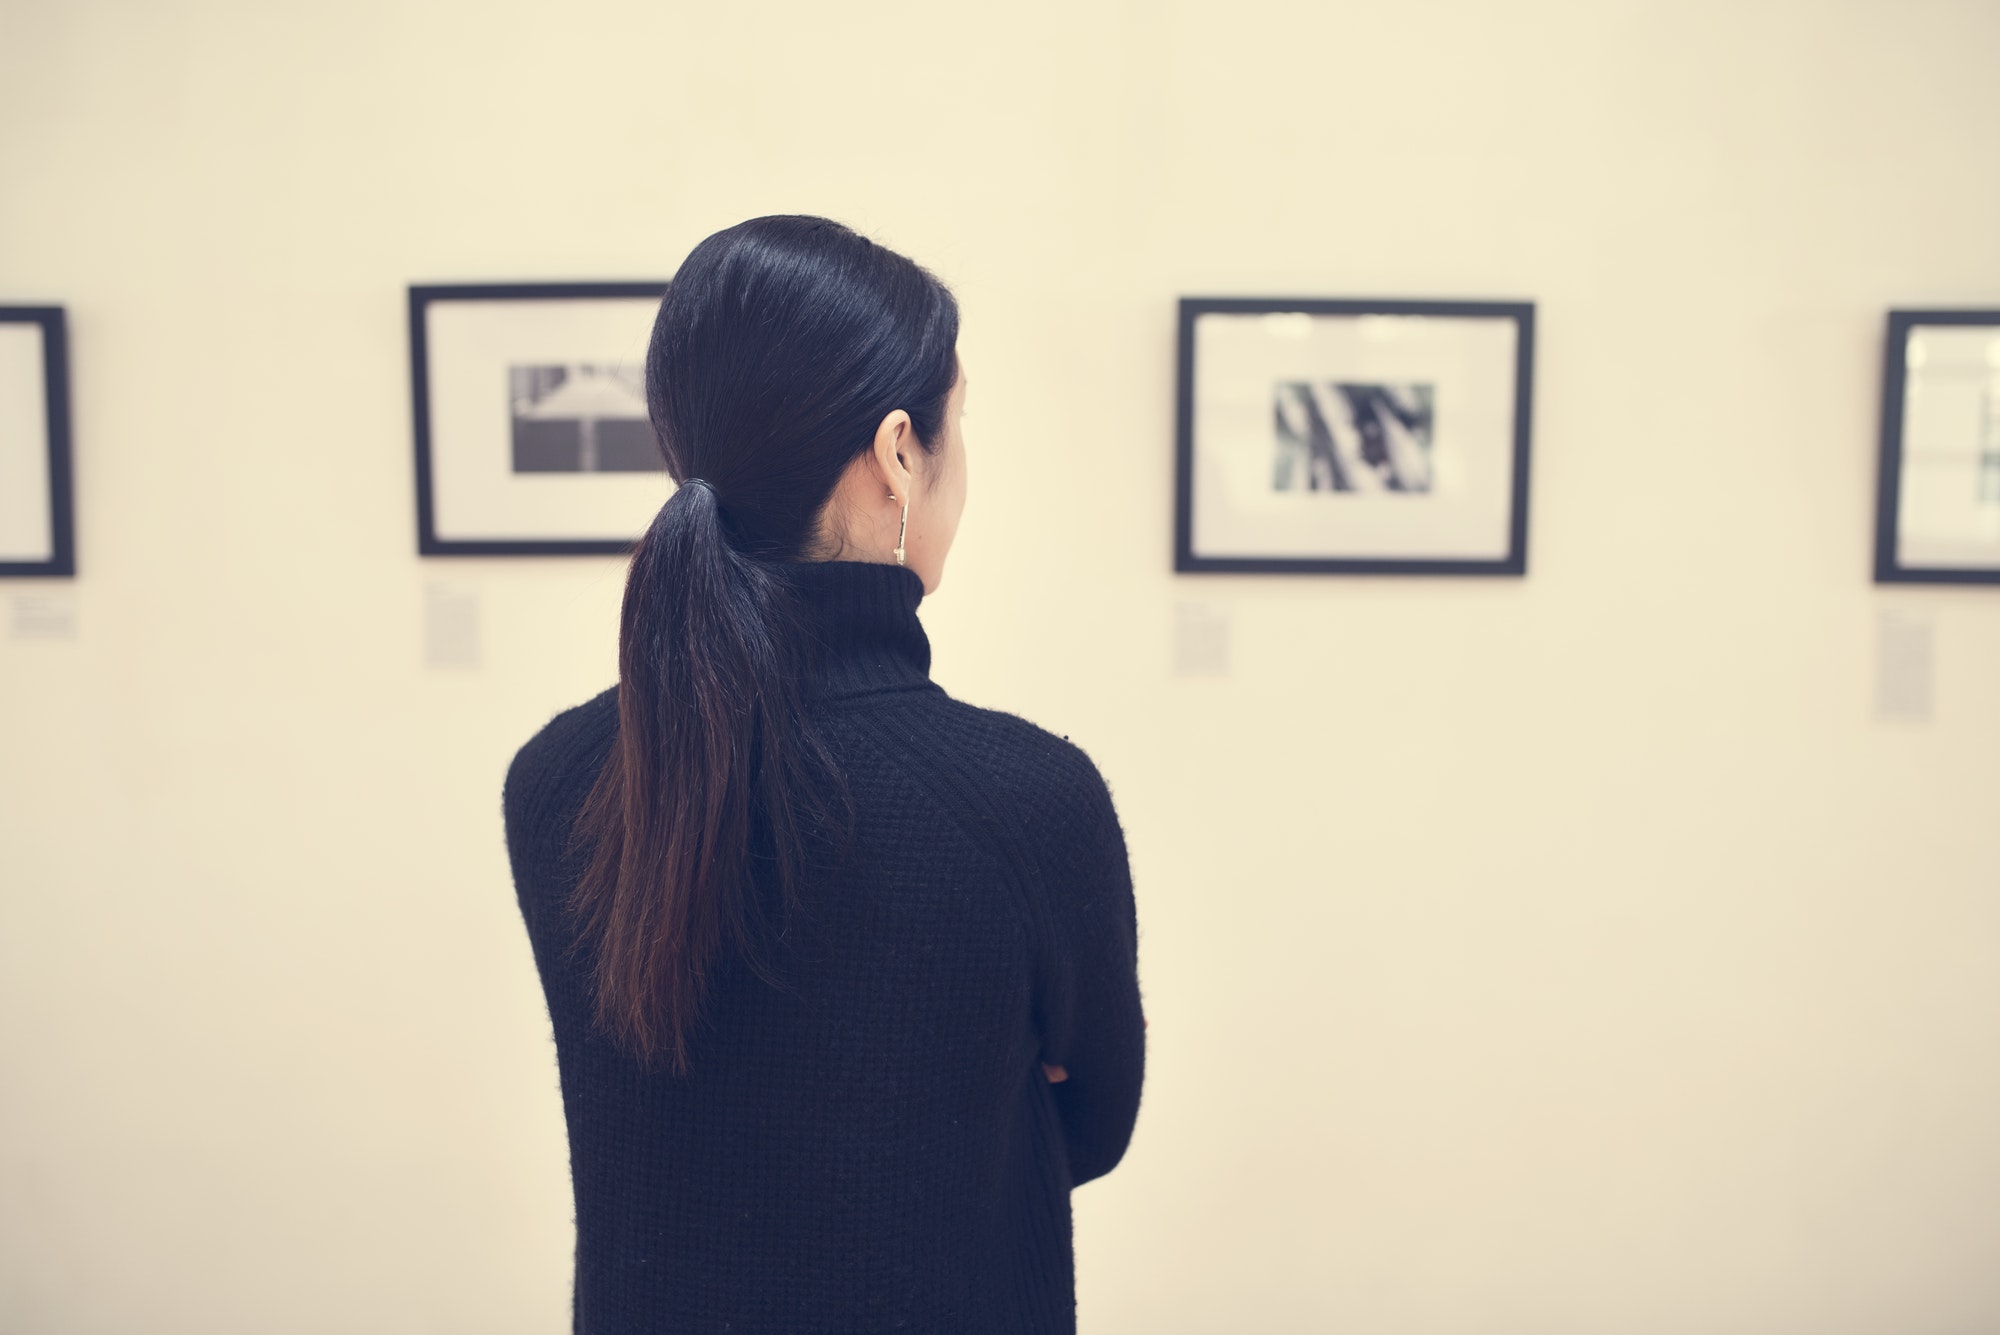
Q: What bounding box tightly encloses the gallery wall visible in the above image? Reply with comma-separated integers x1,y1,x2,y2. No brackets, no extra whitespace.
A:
3,1,1998,1331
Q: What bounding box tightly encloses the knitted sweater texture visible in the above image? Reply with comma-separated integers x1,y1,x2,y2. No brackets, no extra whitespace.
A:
502,559,1146,1334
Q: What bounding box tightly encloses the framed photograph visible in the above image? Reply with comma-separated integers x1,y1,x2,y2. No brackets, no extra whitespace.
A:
0,306,76,578
1874,309,2000,585
1174,297,1534,575
410,282,674,556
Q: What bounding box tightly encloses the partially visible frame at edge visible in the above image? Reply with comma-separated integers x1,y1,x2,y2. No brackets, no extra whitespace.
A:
1873,308,2000,586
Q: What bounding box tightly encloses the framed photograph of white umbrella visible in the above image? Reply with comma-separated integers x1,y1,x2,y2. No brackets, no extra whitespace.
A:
0,306,76,578
1174,297,1535,575
410,282,672,556
1874,309,2000,585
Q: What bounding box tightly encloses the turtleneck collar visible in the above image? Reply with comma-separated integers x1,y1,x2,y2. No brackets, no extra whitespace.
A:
778,559,935,701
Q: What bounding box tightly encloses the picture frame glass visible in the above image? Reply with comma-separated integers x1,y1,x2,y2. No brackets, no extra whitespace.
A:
423,293,672,547
1188,308,1522,565
1896,325,2000,572
0,321,54,564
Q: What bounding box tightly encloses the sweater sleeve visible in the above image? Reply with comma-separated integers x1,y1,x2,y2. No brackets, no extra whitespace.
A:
500,689,618,962
1031,750,1146,1188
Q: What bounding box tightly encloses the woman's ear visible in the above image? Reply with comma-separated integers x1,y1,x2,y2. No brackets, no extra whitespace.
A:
872,410,915,497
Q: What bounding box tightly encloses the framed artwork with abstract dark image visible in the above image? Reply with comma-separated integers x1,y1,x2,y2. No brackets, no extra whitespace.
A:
410,282,673,555
1874,309,2000,585
0,306,76,578
1174,298,1534,575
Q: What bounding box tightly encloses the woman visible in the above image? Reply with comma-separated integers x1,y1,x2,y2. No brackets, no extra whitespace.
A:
503,215,1146,1334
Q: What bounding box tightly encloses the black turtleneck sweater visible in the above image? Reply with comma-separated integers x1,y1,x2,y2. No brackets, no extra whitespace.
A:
502,559,1146,1334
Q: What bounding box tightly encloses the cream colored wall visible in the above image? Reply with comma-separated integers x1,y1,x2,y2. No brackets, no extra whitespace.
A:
3,1,1998,1330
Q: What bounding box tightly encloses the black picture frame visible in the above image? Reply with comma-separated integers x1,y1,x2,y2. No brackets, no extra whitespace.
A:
1173,297,1535,576
0,306,76,578
410,281,670,557
1873,308,2000,586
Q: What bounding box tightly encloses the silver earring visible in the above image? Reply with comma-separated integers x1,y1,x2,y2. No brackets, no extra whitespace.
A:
892,494,908,566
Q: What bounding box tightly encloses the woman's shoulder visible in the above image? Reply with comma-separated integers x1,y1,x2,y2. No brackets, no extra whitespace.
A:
909,699,1132,909
502,685,619,832
903,693,1123,828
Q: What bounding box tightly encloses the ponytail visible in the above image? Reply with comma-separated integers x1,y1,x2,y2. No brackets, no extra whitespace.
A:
569,478,848,1072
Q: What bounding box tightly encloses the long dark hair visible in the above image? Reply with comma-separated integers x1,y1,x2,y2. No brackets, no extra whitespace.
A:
570,215,960,1071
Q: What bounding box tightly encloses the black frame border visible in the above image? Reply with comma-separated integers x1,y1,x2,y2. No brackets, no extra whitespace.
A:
0,306,76,578
1173,297,1535,576
410,281,670,557
1873,308,2000,586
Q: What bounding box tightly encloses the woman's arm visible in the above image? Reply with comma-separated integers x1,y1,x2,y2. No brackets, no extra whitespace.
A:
1033,760,1146,1187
